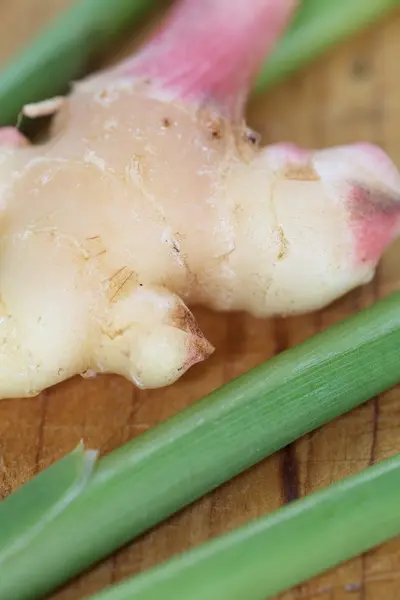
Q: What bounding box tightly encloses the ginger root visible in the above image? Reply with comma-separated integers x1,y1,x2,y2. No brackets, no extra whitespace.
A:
0,0,399,399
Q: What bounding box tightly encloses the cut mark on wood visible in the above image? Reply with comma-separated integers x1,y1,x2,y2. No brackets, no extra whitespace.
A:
282,443,300,503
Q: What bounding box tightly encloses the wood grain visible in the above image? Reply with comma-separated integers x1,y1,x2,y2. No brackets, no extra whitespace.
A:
1,2,400,599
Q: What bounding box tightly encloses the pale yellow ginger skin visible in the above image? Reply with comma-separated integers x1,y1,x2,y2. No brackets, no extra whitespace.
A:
0,70,388,399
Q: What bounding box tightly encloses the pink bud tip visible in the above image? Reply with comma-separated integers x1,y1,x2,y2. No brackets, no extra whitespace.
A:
346,144,400,265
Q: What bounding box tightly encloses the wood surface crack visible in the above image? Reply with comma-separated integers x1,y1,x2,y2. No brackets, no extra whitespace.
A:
282,444,299,503
34,391,49,474
273,318,300,504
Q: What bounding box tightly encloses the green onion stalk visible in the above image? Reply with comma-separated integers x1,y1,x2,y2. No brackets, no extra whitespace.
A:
88,452,400,600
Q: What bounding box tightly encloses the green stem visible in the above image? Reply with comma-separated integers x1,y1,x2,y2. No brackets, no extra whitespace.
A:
0,444,97,566
88,452,400,600
255,0,400,92
0,0,160,126
1,292,400,600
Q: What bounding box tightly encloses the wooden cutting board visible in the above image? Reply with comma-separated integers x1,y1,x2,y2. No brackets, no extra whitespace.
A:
1,2,400,599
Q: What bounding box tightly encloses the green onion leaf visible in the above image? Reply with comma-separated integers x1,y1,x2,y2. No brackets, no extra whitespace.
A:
256,0,400,91
0,443,97,569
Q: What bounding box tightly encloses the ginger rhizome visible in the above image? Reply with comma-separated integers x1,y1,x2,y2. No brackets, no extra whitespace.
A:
0,0,399,399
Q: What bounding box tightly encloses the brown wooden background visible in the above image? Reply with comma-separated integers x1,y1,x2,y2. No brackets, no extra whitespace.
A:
1,2,400,599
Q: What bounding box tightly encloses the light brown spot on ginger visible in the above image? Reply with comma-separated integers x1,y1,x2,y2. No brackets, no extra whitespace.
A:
171,303,214,371
184,333,214,371
277,226,289,260
106,267,137,302
198,108,226,142
85,235,107,259
171,303,201,335
102,322,134,340
283,164,320,181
